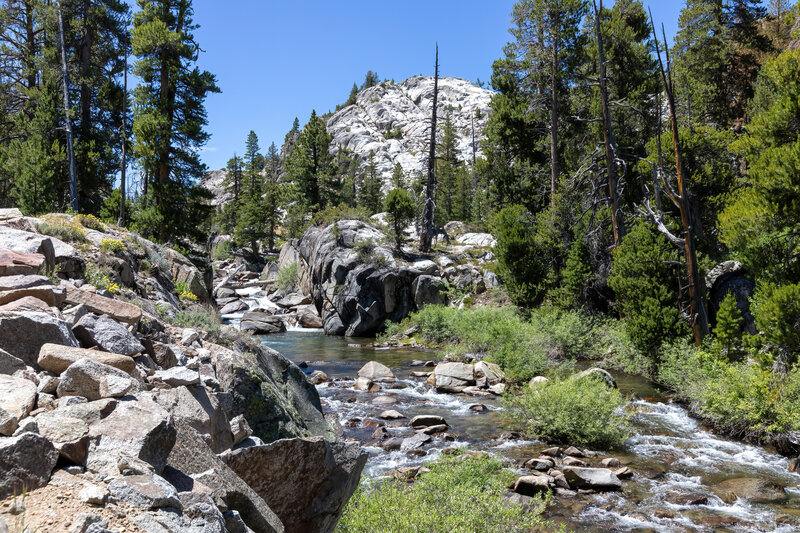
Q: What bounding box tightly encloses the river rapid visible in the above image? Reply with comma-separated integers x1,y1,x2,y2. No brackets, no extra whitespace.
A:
261,329,800,532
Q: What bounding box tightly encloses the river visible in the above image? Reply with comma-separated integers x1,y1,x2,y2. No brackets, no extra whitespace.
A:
261,329,800,532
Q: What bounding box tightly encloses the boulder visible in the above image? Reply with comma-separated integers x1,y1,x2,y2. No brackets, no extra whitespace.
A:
400,432,431,451
378,410,405,420
0,375,37,436
181,328,200,346
409,415,447,428
357,360,395,382
411,275,447,309
562,467,622,491
430,362,475,392
220,299,248,315
528,376,549,389
230,414,253,446
474,361,505,387
0,226,84,277
38,343,136,375
0,311,79,367
0,274,64,307
152,367,201,387
224,437,367,533
0,295,53,313
212,342,332,442
240,311,287,335
513,475,551,496
353,376,376,391
108,473,181,509
0,432,59,499
34,409,90,464
309,370,329,385
275,292,311,308
456,233,496,248
0,348,25,376
161,246,210,303
295,304,323,328
57,358,139,401
64,285,142,325
72,314,145,356
151,385,233,454
165,419,283,533
712,477,787,504
86,394,176,476
575,368,617,389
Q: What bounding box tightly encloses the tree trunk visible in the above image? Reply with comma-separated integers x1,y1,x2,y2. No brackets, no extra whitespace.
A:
549,11,560,210
595,0,623,247
420,44,439,252
56,0,78,213
25,2,36,90
79,0,91,131
120,50,127,225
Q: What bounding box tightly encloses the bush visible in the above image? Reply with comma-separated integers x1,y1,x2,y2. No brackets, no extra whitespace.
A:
84,264,121,295
174,281,198,301
313,204,371,226
213,240,234,261
170,307,220,333
752,282,800,367
505,374,630,449
277,262,297,290
336,454,549,533
36,218,88,243
76,213,106,231
99,238,125,254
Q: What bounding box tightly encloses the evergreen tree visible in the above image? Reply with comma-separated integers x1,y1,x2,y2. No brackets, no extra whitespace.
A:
391,163,405,189
361,70,379,90
262,141,281,251
359,153,383,214
713,292,744,360
384,188,415,251
131,0,219,242
435,111,461,223
343,82,358,107
284,110,336,211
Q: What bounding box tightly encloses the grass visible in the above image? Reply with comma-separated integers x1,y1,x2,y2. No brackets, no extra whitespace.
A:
336,454,554,533
505,373,631,449
84,264,121,295
36,218,87,243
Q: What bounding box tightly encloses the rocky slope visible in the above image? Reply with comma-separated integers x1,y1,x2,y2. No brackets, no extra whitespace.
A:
327,76,493,186
0,208,365,533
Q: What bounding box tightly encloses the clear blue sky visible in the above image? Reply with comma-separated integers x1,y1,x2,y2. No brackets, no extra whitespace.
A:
179,0,683,171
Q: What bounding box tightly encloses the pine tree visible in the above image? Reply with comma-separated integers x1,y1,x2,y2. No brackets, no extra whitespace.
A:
344,83,358,107
384,188,415,251
713,292,744,360
284,110,336,211
391,163,405,188
361,70,379,90
436,111,460,223
359,153,383,214
262,141,281,251
130,0,219,242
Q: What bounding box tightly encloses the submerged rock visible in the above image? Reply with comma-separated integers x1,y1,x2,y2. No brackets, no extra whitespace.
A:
562,467,622,491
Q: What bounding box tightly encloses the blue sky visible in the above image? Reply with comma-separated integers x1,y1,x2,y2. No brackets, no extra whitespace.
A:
182,0,683,171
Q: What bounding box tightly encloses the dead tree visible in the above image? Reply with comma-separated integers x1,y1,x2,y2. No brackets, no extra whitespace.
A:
594,0,623,248
639,12,710,345
119,46,128,225
419,44,440,253
56,0,78,212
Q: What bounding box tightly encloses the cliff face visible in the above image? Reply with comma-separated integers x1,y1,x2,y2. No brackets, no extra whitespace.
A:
327,76,493,188
200,76,494,203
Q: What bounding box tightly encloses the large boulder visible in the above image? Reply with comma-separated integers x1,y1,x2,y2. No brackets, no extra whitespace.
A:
165,419,283,533
575,368,617,389
0,375,37,435
108,473,181,510
161,246,210,302
0,432,59,499
411,275,447,309
712,477,787,504
0,311,79,367
240,311,286,335
706,261,756,334
0,348,25,376
33,409,91,464
429,362,475,392
151,385,234,454
474,361,505,387
357,361,395,382
56,358,139,401
562,467,622,491
0,225,85,277
38,343,136,375
64,285,142,325
224,437,367,533
211,343,332,443
72,313,145,356
86,393,176,476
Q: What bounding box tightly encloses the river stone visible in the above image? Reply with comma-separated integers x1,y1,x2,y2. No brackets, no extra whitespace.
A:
400,432,432,451
152,367,201,387
529,376,549,389
109,473,181,509
38,343,136,375
353,376,375,391
57,358,138,401
219,299,248,315
32,408,91,464
409,415,447,428
295,304,323,328
72,314,145,356
0,311,79,367
712,477,787,504
86,394,176,476
0,375,36,436
164,419,282,533
0,432,59,499
575,368,617,388
64,285,142,325
357,361,395,382
514,475,551,496
600,457,621,468
224,437,367,533
430,362,475,392
474,361,505,387
562,467,622,491
378,410,405,420
563,456,588,467
309,370,329,384
240,311,286,334
525,458,555,471
0,249,45,276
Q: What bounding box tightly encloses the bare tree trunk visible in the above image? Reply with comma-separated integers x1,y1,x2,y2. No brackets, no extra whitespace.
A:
549,10,560,210
56,0,78,213
471,112,478,190
420,44,439,252
120,49,127,225
595,0,623,247
650,13,710,345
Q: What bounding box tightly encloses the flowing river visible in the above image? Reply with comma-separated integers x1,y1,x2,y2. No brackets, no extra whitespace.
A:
260,329,800,532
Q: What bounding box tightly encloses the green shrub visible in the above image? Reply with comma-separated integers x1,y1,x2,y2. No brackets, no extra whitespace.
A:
84,264,121,295
277,262,297,290
99,238,125,254
313,204,372,226
384,188,415,250
172,308,220,333
752,281,800,367
213,240,234,261
336,454,549,533
712,292,745,360
36,220,88,243
505,374,630,449
138,259,153,274
76,213,106,231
